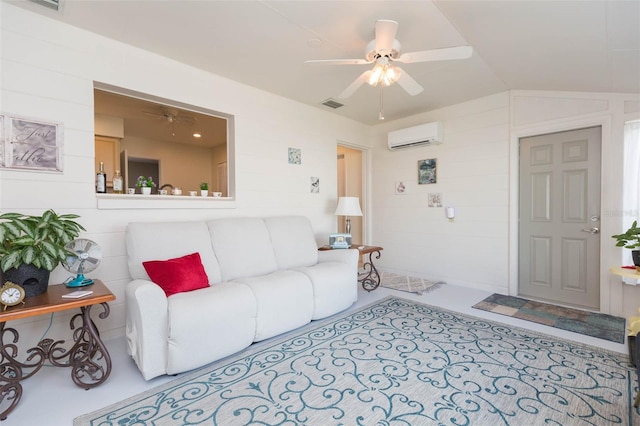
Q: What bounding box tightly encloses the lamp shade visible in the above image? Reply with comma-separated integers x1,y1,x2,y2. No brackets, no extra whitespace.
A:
335,197,363,217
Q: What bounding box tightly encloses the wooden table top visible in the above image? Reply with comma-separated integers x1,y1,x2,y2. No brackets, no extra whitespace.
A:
610,266,640,280
0,279,115,322
319,244,383,254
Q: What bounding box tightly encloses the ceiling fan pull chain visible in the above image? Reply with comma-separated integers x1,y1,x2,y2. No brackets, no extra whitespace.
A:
379,87,385,120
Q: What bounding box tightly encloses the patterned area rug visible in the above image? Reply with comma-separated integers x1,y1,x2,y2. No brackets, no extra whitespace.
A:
379,271,444,294
75,297,638,426
473,293,626,344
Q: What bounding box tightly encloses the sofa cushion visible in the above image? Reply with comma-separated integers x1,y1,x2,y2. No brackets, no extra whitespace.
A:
207,218,278,281
297,262,358,320
143,252,209,297
264,216,319,269
126,221,222,284
234,270,314,341
166,282,257,375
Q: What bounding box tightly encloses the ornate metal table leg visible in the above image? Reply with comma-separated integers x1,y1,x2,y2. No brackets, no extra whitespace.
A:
359,250,381,292
0,323,45,420
46,303,112,389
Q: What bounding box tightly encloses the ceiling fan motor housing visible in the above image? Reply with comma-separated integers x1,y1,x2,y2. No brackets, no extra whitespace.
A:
365,39,401,62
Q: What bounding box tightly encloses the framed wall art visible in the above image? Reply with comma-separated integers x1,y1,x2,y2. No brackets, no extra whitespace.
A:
418,158,437,184
288,147,301,165
1,114,63,172
310,176,319,193
428,192,442,207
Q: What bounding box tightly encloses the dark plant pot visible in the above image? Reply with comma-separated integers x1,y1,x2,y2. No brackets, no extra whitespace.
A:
633,250,640,267
1,264,50,298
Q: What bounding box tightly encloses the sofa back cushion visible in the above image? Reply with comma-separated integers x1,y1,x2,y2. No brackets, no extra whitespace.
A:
207,217,278,281
126,221,222,284
264,216,319,269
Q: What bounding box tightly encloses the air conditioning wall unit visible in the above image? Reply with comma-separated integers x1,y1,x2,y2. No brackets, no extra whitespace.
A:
387,122,443,150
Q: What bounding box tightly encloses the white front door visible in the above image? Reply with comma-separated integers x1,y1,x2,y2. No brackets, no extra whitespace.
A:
518,126,602,309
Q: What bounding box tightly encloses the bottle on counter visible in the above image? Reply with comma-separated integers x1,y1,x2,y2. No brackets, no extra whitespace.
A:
96,162,107,193
112,170,123,194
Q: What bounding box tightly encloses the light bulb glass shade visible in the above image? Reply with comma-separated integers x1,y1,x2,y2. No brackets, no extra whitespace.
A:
367,63,400,87
334,197,363,217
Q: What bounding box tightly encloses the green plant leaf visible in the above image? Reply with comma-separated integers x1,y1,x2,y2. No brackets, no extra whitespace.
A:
39,253,56,271
12,236,36,247
14,220,35,238
0,251,21,271
41,209,55,223
40,240,58,258
31,257,42,269
1,221,22,239
21,246,36,265
0,212,23,220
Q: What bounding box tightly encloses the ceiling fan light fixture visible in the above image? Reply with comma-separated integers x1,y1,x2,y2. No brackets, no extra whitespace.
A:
367,61,400,87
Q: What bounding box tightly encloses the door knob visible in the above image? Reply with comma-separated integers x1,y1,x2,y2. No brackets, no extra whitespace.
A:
581,227,600,234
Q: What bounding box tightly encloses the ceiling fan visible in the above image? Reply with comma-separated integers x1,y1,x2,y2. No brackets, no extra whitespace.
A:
142,107,196,136
143,107,196,125
306,20,473,99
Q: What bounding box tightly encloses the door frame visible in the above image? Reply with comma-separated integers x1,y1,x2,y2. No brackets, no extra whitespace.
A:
337,140,370,245
509,115,612,312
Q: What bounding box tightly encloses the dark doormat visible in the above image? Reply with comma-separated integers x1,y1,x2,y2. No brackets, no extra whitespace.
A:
473,293,626,344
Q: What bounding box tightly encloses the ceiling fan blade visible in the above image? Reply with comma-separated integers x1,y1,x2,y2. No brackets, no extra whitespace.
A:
396,46,473,63
395,68,424,96
375,20,398,56
338,70,372,99
142,111,164,118
176,116,196,125
305,58,371,66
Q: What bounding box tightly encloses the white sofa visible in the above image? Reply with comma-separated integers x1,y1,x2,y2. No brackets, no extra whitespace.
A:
125,216,358,380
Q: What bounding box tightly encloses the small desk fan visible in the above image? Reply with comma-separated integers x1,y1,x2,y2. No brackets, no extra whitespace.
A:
63,239,102,288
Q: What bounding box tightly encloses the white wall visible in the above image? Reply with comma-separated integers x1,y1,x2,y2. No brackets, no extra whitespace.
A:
370,92,511,293
368,89,640,317
0,3,369,343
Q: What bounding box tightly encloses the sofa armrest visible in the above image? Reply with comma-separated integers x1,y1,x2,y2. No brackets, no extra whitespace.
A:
318,248,358,264
125,279,169,380
318,248,359,276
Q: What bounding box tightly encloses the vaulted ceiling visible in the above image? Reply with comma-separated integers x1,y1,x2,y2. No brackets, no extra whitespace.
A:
13,0,640,125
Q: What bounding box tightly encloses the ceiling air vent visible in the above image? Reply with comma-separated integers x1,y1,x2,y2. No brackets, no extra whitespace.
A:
28,0,61,11
321,99,344,109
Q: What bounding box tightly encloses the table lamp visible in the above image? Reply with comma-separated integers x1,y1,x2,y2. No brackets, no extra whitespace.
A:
334,196,363,235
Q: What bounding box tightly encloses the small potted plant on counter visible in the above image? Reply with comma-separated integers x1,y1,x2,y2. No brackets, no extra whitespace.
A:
137,176,156,195
0,209,85,296
200,182,209,197
612,220,640,268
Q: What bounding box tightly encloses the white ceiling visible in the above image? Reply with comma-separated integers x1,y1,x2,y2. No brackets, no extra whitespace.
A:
13,0,640,126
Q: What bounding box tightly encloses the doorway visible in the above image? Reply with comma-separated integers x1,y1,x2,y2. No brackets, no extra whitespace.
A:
518,126,602,310
337,145,364,244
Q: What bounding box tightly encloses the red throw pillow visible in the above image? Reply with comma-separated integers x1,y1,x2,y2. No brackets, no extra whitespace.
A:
143,252,209,297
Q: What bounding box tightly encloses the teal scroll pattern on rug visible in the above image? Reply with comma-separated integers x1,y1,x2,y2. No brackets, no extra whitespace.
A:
76,297,638,426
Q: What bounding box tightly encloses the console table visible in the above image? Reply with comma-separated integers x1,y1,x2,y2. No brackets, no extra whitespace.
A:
0,280,115,420
319,244,384,292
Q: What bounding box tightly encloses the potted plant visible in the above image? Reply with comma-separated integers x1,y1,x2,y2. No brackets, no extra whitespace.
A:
137,175,156,195
612,220,640,267
200,182,209,197
0,209,85,297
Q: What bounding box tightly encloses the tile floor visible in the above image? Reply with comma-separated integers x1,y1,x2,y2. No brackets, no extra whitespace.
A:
7,283,628,426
